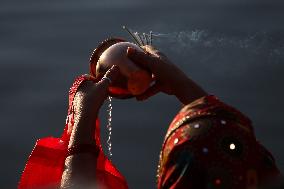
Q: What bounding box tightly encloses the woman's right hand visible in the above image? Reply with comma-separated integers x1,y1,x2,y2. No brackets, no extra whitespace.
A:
127,45,207,105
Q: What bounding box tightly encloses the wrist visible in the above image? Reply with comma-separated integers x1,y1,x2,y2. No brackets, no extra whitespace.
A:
68,113,97,147
174,78,207,105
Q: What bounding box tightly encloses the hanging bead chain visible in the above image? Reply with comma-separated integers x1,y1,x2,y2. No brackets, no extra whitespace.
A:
106,96,113,158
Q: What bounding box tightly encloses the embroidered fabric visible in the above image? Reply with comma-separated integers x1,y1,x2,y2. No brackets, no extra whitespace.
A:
156,95,281,189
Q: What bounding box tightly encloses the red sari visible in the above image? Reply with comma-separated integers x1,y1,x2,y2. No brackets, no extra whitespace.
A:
19,75,282,189
157,95,282,189
18,75,128,189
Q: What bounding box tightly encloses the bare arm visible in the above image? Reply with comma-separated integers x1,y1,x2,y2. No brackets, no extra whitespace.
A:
127,45,207,105
60,66,119,188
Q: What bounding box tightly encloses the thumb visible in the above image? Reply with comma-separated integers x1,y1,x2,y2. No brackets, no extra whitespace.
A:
87,65,120,113
95,65,119,100
136,82,162,101
96,65,120,91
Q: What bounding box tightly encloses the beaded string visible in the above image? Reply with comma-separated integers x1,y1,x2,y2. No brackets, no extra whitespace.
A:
106,96,113,158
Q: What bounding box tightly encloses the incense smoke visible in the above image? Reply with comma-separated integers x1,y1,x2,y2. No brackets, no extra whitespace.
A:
126,30,284,81
151,30,283,63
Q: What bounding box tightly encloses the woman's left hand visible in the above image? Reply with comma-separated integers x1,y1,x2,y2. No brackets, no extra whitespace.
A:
69,65,120,146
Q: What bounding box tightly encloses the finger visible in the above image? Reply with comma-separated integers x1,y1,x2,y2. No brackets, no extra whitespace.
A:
136,82,161,101
97,65,120,84
86,65,120,112
143,45,160,57
127,47,157,71
95,65,120,93
104,64,120,81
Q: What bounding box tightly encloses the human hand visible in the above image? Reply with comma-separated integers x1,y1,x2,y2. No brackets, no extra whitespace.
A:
127,45,206,104
61,65,121,189
69,65,120,146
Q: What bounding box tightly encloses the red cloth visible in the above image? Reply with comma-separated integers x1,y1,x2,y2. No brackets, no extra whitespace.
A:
157,95,281,189
18,75,128,189
19,77,282,189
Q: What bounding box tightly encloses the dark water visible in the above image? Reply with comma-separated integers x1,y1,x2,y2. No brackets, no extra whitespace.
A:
0,0,284,188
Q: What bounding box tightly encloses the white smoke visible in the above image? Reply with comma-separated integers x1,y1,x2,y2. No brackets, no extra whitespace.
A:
151,30,283,59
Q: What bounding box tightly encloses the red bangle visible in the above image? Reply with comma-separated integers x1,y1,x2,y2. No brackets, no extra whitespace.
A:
67,144,99,157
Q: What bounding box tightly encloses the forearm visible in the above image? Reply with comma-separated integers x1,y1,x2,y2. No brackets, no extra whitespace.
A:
61,154,97,188
68,81,100,146
174,77,207,106
60,117,99,188
61,83,99,188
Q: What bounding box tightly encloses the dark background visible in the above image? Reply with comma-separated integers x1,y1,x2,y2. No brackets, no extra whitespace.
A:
0,0,283,188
